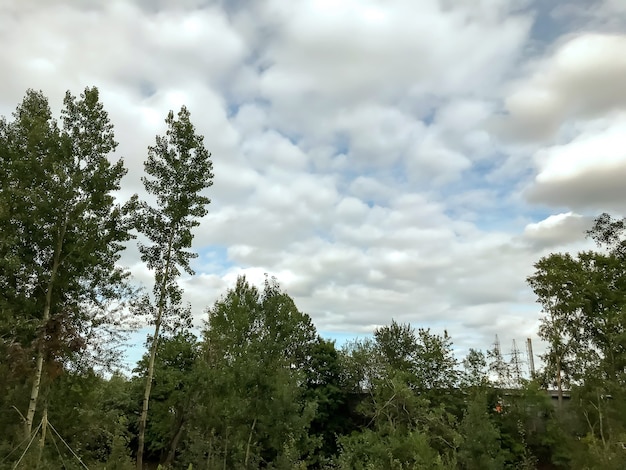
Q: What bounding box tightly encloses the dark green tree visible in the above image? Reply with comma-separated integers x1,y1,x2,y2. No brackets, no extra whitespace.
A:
132,331,200,467
457,393,505,470
588,212,626,256
340,337,380,395
336,369,458,469
374,320,417,375
527,253,586,403
339,324,461,467
372,321,460,395
190,276,318,469
413,328,460,394
134,105,213,469
302,337,351,466
0,88,133,437
337,426,449,470
461,348,489,390
528,252,626,401
528,242,626,466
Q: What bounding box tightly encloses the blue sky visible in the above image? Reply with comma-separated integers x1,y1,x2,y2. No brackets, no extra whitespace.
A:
3,0,626,370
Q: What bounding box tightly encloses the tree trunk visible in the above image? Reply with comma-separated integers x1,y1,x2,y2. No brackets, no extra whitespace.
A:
36,406,48,468
163,416,186,467
556,356,563,407
25,219,66,436
136,317,162,470
223,429,228,470
244,418,257,468
26,352,45,437
137,232,175,470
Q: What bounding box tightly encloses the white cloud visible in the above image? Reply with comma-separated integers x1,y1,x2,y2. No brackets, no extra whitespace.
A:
260,0,530,99
498,33,626,140
3,0,623,363
522,212,592,249
526,116,626,210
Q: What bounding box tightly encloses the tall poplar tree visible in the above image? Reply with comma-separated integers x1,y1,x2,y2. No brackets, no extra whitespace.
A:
135,106,213,469
0,88,133,436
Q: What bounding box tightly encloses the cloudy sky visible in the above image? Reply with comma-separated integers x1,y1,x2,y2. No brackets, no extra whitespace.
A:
2,0,626,364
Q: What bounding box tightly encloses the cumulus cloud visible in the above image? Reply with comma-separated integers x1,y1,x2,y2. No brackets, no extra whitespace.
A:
498,33,626,141
525,116,626,210
1,0,623,361
522,212,593,249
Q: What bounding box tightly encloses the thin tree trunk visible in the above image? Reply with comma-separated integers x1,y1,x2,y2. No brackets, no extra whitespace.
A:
556,356,563,407
36,406,48,468
244,418,257,469
593,394,607,448
137,231,175,470
163,416,186,467
206,435,213,470
136,316,162,470
26,352,45,437
25,219,66,436
223,429,228,470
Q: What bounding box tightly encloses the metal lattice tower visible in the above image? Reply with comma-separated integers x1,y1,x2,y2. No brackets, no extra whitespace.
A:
510,339,525,386
494,334,501,356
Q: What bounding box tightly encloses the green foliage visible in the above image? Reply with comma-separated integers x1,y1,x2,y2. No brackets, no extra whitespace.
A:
340,324,462,468
137,106,213,282
462,348,489,389
302,338,352,466
571,433,626,470
186,276,318,469
491,382,558,468
413,328,460,393
132,331,200,464
134,104,213,468
340,337,379,394
0,87,135,441
528,251,626,389
457,393,505,470
527,245,626,466
374,320,417,374
0,87,133,356
337,427,451,470
135,104,214,334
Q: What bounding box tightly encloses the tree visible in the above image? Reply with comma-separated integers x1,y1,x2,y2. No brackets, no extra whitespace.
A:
135,106,213,469
340,337,380,395
527,253,583,403
302,338,351,466
528,246,626,465
462,348,489,390
337,426,450,470
132,331,200,467
0,88,133,437
528,251,626,401
457,393,505,470
190,276,318,469
339,323,461,466
372,321,460,395
588,212,626,256
413,328,459,394
374,320,417,375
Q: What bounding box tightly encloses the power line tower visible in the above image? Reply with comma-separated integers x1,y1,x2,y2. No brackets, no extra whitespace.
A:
489,335,510,387
510,339,524,386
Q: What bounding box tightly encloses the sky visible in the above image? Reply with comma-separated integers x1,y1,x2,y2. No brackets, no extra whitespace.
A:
2,0,626,368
